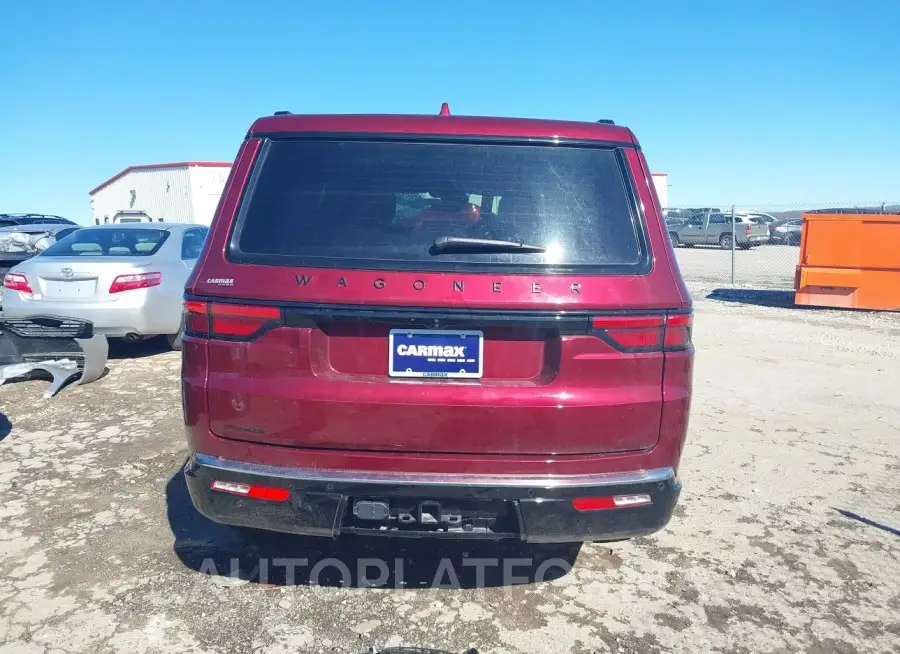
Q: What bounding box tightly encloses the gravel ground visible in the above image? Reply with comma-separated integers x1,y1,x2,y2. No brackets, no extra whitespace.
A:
674,243,800,289
1,290,898,653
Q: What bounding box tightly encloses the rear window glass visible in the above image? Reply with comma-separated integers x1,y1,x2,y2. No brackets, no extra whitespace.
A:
233,140,647,273
40,228,169,257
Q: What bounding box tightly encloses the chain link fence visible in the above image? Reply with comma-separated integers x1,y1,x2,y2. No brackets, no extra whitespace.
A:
665,202,900,291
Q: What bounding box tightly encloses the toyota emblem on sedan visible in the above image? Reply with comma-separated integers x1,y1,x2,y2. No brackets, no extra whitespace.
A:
61,268,74,278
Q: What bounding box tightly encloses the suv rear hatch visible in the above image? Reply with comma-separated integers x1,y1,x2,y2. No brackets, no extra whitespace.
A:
188,133,688,456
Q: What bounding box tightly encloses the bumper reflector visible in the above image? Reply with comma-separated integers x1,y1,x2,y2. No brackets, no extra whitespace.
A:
572,494,652,511
210,480,290,502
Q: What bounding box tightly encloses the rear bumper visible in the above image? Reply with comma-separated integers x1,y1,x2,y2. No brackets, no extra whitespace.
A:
184,453,681,543
2,291,180,337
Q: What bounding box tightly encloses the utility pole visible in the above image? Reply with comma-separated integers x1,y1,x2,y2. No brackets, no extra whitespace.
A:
731,205,736,285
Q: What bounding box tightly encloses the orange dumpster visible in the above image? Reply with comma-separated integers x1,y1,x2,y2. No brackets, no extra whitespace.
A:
794,211,900,311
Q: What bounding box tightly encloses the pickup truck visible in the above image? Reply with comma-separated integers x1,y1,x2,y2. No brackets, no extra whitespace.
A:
668,210,769,249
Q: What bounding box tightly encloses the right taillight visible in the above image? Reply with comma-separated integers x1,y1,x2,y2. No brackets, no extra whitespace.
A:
591,313,692,352
572,494,653,511
664,313,692,351
109,272,162,293
592,315,664,352
183,300,282,340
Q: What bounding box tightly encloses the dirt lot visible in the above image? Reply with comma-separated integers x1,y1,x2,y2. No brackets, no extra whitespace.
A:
673,244,800,289
1,289,898,653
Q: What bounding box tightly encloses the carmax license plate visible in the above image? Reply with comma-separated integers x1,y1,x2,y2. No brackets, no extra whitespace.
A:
389,329,483,379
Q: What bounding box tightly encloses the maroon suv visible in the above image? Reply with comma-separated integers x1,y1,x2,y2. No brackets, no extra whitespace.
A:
181,110,693,543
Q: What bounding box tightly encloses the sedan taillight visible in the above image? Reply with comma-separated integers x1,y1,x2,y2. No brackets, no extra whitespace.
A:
109,272,162,293
3,272,33,293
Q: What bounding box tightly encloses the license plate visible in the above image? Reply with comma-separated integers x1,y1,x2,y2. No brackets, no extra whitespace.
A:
389,329,483,379
43,279,97,299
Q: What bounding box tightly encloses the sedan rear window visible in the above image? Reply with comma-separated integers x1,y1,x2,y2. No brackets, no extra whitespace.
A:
232,139,648,273
40,229,169,257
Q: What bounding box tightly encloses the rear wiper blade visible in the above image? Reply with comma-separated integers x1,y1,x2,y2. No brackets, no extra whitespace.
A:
430,236,547,255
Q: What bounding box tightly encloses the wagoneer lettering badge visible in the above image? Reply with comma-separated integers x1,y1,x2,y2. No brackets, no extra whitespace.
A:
290,275,587,294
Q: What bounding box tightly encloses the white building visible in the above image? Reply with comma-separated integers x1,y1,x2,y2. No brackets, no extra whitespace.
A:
651,172,669,210
89,162,232,226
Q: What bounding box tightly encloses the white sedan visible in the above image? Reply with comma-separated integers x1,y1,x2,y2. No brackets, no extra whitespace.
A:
2,223,208,349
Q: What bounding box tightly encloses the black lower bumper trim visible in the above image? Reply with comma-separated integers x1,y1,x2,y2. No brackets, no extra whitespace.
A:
0,315,94,367
184,453,681,543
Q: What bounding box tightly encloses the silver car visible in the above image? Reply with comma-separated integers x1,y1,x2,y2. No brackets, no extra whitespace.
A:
1,223,208,349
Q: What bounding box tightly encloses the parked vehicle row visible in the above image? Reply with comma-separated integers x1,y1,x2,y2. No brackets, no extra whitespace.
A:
666,209,769,249
664,209,803,247
1,220,207,350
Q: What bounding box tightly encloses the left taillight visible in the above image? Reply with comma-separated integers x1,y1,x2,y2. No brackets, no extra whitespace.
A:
3,272,32,293
183,300,282,341
109,271,162,293
210,480,289,502
183,300,210,336
591,312,692,352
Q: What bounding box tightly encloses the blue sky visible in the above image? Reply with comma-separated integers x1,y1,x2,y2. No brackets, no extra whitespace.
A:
2,1,899,223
